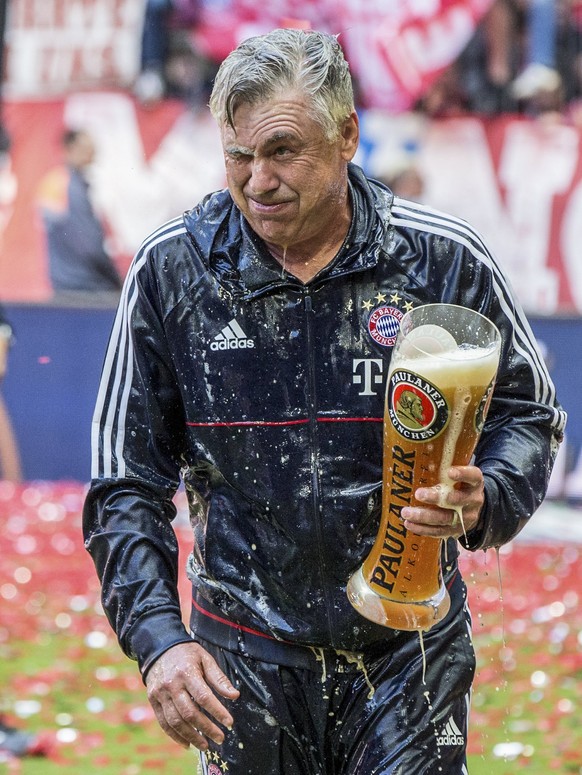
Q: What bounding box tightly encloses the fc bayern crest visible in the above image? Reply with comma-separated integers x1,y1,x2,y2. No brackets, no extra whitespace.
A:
368,306,403,347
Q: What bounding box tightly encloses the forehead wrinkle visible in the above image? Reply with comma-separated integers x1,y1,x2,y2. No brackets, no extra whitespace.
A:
263,130,298,145
225,127,301,157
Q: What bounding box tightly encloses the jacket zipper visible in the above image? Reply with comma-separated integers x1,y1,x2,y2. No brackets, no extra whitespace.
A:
304,290,336,643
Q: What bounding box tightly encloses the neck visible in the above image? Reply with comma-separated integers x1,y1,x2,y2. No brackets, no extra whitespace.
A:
267,239,343,284
267,202,352,284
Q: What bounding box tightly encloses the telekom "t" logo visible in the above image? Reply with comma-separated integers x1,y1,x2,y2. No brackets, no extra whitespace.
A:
352,358,384,396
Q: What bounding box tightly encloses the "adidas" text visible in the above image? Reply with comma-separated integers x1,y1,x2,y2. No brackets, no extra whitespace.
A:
436,734,464,747
211,338,254,351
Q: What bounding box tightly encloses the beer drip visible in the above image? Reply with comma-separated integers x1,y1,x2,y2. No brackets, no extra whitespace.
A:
495,547,507,650
336,650,375,699
308,647,375,698
308,646,327,684
454,506,467,542
281,245,287,278
418,631,427,685
436,385,473,543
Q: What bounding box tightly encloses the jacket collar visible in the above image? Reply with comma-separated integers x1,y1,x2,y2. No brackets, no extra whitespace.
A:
193,163,393,300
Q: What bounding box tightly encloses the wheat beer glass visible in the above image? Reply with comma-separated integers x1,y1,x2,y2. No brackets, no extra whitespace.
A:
347,303,501,631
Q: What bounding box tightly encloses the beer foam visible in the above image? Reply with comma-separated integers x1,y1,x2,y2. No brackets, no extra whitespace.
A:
400,324,457,356
391,343,499,389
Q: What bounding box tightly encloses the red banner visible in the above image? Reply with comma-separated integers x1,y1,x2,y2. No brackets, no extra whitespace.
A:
5,0,143,97
189,0,496,111
5,0,495,111
355,0,495,110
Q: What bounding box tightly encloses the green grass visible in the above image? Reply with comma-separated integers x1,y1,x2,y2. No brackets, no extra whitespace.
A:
1,484,581,773
2,616,580,774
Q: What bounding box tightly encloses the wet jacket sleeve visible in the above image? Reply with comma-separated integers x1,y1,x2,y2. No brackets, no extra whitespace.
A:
83,249,192,679
457,248,566,551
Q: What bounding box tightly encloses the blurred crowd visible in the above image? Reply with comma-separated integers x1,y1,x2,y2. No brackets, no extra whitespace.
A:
132,0,582,125
421,0,582,123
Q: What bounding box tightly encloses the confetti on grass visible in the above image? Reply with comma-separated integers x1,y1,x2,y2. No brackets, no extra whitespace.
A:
0,482,580,774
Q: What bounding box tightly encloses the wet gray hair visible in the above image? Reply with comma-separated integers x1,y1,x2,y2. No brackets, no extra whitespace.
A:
209,28,355,141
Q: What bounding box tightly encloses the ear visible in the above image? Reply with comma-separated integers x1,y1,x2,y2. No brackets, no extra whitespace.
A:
340,111,359,162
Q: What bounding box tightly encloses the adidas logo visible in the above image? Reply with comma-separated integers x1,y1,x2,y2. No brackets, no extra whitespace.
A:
210,319,255,351
436,716,465,747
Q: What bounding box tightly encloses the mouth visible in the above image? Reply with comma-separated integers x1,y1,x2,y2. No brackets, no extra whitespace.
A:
248,198,291,216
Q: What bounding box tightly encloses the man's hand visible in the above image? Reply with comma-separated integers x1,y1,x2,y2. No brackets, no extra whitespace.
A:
145,641,240,751
401,465,485,539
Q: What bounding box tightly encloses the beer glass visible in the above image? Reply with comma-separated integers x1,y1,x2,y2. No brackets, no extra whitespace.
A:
347,303,501,631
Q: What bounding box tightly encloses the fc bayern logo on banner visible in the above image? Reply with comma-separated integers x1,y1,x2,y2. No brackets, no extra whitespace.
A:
368,306,403,347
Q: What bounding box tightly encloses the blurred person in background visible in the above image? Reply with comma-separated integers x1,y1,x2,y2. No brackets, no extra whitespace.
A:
510,0,582,118
36,129,122,300
371,143,426,203
512,0,562,104
133,0,174,104
133,0,213,108
455,0,582,117
451,0,519,115
0,304,21,481
0,304,11,383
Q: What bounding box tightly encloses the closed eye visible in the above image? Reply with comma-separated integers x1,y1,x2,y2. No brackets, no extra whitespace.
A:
227,150,252,163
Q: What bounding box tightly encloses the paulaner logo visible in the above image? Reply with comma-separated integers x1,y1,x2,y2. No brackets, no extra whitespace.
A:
387,369,448,442
211,319,255,351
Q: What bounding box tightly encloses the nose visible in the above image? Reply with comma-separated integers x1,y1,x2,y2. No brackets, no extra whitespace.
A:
247,157,279,197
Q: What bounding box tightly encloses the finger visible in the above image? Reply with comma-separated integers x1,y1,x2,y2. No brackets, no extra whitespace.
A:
414,486,448,506
401,506,465,538
448,466,482,486
159,690,228,751
150,696,202,750
415,482,478,510
402,506,453,529
403,520,457,538
180,687,233,741
200,649,240,700
186,671,237,732
437,486,473,509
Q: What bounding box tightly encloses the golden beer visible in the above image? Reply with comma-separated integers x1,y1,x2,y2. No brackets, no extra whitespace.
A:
347,304,501,631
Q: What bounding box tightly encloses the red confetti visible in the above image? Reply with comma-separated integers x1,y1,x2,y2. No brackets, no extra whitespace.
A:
0,482,580,774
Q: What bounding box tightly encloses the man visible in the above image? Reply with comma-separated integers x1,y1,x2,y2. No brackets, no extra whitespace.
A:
37,129,122,296
83,28,565,774
0,305,11,383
